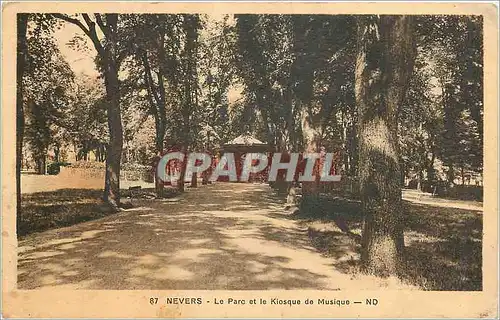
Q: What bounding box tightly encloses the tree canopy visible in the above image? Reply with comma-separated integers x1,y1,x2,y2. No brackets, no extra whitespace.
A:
18,13,483,275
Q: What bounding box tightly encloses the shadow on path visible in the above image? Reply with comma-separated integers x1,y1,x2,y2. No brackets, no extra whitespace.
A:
285,195,482,291
19,183,390,290
18,183,480,290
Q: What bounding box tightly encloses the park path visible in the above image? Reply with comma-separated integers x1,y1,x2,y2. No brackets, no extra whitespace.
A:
18,183,412,290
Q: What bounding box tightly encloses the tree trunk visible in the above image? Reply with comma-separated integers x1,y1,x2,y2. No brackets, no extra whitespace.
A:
152,107,165,197
103,64,122,209
299,108,321,211
191,172,198,188
417,170,423,192
447,164,455,186
101,144,106,162
256,94,274,145
16,13,29,234
141,40,167,198
426,151,436,183
36,155,46,175
355,15,416,276
54,144,60,162
101,15,123,210
461,166,465,186
202,172,209,185
154,153,165,197
348,126,358,178
177,146,187,193
52,14,124,210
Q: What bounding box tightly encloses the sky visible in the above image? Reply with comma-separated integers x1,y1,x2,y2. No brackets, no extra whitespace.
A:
53,15,243,104
54,22,99,77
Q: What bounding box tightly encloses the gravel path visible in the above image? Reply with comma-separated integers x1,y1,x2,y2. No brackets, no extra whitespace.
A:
18,183,414,290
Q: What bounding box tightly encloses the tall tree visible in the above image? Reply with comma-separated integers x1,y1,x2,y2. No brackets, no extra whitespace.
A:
16,13,29,234
414,16,483,186
398,51,440,190
198,14,236,145
176,14,202,192
23,28,74,174
235,15,357,198
120,14,172,197
53,14,124,210
355,15,416,276
66,74,108,162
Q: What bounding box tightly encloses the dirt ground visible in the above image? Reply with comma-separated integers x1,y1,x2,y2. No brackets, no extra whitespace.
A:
18,183,416,290
17,182,482,290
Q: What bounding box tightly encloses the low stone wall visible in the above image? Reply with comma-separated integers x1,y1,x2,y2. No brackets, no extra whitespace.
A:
59,166,105,180
21,171,103,194
59,166,152,182
22,167,154,194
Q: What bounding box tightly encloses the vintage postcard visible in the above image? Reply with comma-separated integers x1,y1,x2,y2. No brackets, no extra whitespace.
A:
1,1,498,318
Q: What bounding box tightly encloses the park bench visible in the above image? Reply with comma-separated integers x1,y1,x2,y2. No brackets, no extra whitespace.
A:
128,185,142,203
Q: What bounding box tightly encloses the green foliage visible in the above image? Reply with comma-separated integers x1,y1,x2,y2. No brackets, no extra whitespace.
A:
118,14,208,156
198,14,237,146
438,185,483,201
23,14,74,171
65,74,108,160
47,161,71,175
234,14,357,170
232,14,482,187
401,15,484,185
22,13,483,188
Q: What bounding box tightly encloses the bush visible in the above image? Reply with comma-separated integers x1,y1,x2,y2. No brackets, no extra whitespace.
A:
47,162,71,175
121,162,150,171
65,161,155,182
441,185,483,201
69,161,106,170
122,162,154,182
